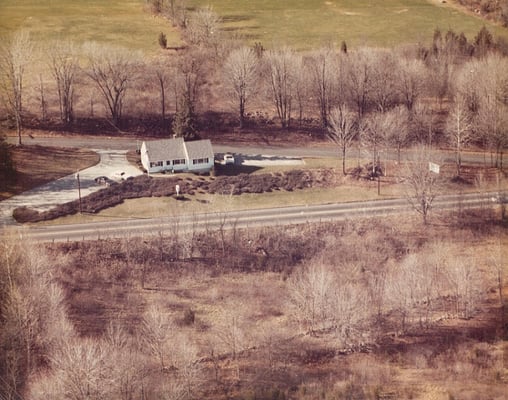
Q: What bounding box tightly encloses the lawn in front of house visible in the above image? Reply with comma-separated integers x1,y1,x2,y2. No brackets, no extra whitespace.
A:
0,145,99,201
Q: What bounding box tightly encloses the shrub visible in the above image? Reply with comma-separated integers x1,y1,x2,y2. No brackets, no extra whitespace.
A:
158,32,167,49
182,308,195,325
13,206,41,223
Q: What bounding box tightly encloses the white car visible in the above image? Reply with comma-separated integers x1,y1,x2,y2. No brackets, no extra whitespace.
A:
223,153,235,165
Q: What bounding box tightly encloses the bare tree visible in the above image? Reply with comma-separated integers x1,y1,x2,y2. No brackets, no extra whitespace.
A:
185,6,222,56
0,30,34,145
345,48,373,122
327,105,358,175
427,49,454,111
1,239,75,399
105,322,146,400
385,257,421,334
287,263,335,334
172,51,203,138
445,259,483,319
363,111,395,175
402,145,442,224
397,58,425,112
215,306,246,380
51,338,111,400
370,50,399,112
165,0,188,27
223,46,258,129
265,46,299,129
331,281,367,346
83,42,139,126
186,6,221,45
294,55,308,126
366,267,387,324
307,47,340,127
142,304,175,370
473,55,508,168
410,100,436,146
47,40,79,124
387,105,410,164
172,333,202,399
152,58,173,123
446,95,474,176
35,73,48,121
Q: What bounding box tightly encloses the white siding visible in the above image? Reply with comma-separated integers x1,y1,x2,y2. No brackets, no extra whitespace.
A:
188,157,214,172
141,139,214,174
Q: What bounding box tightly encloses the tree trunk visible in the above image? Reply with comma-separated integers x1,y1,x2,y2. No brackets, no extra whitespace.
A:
342,145,347,175
16,115,22,146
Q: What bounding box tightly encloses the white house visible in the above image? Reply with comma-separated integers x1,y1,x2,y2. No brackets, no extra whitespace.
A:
140,138,214,174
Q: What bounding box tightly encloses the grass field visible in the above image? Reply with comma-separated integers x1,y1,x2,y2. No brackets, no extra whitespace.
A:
0,1,505,52
37,182,395,225
0,0,180,52
189,0,507,49
0,145,99,201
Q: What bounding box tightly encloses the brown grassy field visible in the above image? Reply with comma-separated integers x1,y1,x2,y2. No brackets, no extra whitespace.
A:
0,145,99,201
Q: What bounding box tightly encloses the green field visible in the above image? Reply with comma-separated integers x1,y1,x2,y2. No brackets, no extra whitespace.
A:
0,0,180,52
189,0,507,49
0,0,505,52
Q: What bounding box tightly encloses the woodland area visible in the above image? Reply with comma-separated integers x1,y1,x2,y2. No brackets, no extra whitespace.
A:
0,210,507,399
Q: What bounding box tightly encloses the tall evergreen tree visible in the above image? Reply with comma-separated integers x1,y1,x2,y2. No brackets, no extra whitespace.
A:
0,135,15,192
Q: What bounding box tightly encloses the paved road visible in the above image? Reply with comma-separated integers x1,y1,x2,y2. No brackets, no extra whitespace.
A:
5,135,494,164
4,191,504,243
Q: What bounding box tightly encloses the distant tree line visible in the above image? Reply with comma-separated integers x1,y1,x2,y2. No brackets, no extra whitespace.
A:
455,0,508,27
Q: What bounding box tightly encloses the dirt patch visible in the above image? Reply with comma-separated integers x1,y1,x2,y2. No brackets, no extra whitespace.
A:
0,145,100,201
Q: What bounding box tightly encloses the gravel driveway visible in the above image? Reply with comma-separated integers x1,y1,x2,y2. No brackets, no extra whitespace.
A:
0,150,143,226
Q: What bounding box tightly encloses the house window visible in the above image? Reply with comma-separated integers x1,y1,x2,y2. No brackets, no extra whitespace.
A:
166,160,171,166
173,159,186,165
153,161,163,167
192,158,209,165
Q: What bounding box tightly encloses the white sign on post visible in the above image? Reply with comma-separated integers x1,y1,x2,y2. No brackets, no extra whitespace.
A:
429,162,440,174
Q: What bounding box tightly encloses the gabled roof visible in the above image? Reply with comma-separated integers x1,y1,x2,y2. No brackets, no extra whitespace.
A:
143,138,186,161
185,139,213,160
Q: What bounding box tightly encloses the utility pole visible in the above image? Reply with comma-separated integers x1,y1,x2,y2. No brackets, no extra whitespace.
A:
76,171,82,214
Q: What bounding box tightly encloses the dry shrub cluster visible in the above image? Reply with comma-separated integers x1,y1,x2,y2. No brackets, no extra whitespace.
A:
12,168,336,223
456,0,508,25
